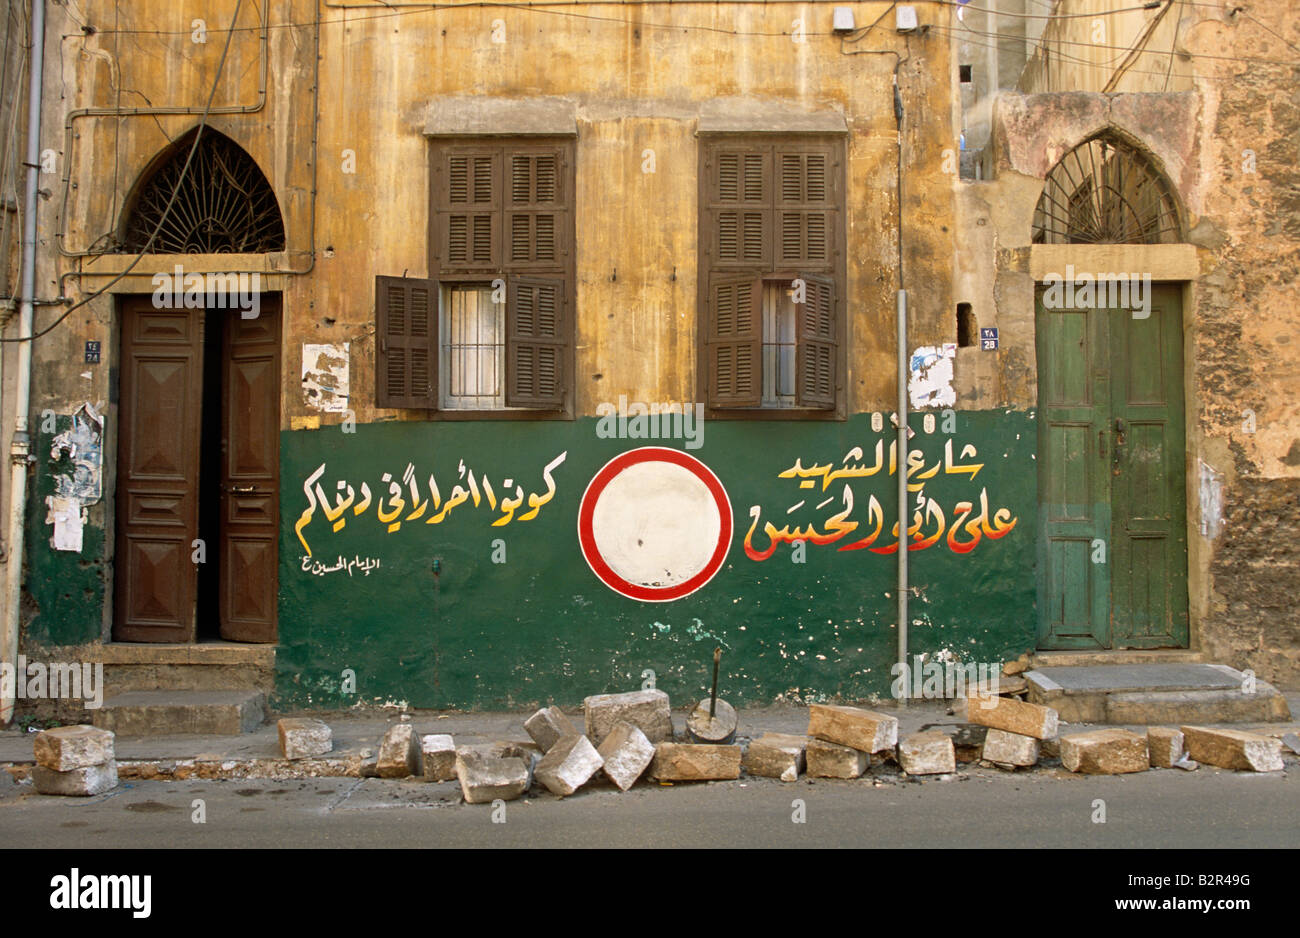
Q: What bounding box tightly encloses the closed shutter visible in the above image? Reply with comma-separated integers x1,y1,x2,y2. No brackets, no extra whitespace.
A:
438,149,499,268
710,148,770,268
796,272,836,409
707,274,761,407
776,148,834,268
506,276,565,408
506,147,566,268
376,275,438,409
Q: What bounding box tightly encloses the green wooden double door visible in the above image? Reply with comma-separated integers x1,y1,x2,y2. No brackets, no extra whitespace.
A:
1036,282,1189,649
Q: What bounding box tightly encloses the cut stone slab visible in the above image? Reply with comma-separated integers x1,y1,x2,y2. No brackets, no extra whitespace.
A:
962,694,1058,740
92,690,266,735
1146,726,1184,768
1181,726,1285,772
805,738,869,778
807,704,898,753
584,689,673,746
1060,729,1149,775
1025,664,1291,724
455,745,531,803
743,733,808,782
981,729,1039,767
33,725,115,772
490,740,543,776
898,731,956,775
534,734,604,797
277,718,332,761
32,759,118,797
524,706,579,753
376,724,421,778
651,743,742,781
420,734,457,782
596,721,655,791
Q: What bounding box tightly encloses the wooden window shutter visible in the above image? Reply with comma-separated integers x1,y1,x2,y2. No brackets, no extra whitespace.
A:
796,272,836,409
711,147,770,268
506,276,565,408
707,274,761,407
506,147,565,268
776,148,833,267
376,275,438,409
440,149,499,267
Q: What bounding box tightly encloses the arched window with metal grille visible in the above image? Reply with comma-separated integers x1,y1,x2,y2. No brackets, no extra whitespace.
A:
1032,134,1181,245
118,129,286,254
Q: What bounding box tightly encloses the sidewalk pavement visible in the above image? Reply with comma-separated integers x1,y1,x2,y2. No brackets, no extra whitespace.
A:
2,694,1297,781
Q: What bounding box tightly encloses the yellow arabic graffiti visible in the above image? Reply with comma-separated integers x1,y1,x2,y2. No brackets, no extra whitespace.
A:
745,441,1016,561
295,451,567,557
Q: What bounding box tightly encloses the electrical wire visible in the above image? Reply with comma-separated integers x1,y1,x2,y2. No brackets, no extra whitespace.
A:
1,0,247,343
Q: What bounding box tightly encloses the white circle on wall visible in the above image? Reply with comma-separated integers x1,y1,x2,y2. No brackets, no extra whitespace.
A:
578,447,732,602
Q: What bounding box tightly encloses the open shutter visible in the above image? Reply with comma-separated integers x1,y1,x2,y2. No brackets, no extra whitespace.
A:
506,276,565,408
707,274,761,407
375,275,438,409
439,150,499,268
796,272,836,409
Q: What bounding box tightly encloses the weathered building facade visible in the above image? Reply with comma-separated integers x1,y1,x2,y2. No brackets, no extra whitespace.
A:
1,0,1295,721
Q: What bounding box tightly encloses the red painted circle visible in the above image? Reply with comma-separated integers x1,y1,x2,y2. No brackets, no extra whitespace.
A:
578,447,733,602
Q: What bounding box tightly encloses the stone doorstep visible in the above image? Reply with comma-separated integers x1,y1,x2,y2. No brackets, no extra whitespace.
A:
92,643,276,667
1024,664,1291,725
92,690,267,736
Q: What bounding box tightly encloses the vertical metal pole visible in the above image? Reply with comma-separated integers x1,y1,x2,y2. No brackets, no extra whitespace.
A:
897,289,908,706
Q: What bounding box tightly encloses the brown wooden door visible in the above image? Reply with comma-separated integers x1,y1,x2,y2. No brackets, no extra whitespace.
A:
219,298,280,642
114,300,205,642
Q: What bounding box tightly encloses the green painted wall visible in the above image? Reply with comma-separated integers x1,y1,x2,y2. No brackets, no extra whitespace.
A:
275,410,1038,710
24,414,107,647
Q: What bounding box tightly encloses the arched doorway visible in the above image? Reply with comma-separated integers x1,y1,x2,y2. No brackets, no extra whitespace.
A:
113,129,283,644
1033,132,1189,650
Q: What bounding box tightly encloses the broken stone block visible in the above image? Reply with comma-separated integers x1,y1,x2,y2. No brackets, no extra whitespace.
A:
1180,725,1284,772
584,689,673,746
33,725,115,772
742,733,808,782
962,694,1058,740
1060,729,1149,775
981,729,1039,767
651,743,742,781
455,745,531,803
32,760,118,797
596,721,655,791
277,718,332,761
898,731,956,775
534,734,604,797
490,740,543,782
807,704,898,753
420,734,457,782
524,706,579,753
376,723,421,778
805,737,869,778
1146,726,1185,768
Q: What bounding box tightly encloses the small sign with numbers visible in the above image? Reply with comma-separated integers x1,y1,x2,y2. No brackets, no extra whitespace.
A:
980,327,999,351
85,341,101,364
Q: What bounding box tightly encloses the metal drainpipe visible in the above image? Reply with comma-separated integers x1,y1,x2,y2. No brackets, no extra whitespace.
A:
893,60,909,706
1,0,44,725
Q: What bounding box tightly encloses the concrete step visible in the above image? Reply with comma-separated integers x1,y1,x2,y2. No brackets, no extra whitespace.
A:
1024,664,1292,725
92,690,267,736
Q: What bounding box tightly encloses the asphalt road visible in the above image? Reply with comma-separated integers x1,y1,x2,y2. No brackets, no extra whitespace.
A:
2,762,1295,848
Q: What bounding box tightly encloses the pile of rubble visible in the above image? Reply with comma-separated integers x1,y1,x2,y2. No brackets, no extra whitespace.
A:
270,689,1290,805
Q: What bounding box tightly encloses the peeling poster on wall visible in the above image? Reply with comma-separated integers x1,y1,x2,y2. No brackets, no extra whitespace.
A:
45,402,104,552
302,343,350,413
909,344,957,409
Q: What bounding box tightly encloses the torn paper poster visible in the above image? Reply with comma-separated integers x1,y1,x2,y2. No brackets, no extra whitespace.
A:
45,496,85,552
302,343,350,413
1199,459,1224,540
49,402,103,504
908,344,957,409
